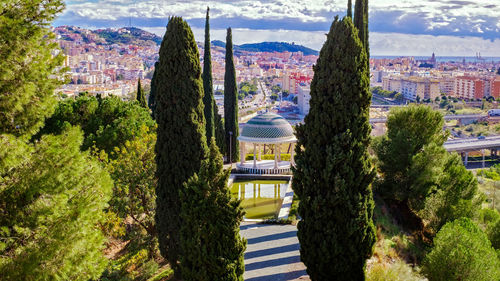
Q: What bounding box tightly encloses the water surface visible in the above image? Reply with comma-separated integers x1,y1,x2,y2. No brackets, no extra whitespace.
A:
230,180,288,219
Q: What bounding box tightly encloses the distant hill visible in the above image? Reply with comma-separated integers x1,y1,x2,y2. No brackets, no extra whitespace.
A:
94,27,162,46
212,40,318,55
56,26,318,55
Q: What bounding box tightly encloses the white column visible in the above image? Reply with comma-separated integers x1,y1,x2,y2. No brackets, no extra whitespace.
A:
253,143,257,169
278,143,281,162
482,149,486,168
465,152,468,166
274,144,278,169
240,142,245,165
291,143,295,166
258,144,262,161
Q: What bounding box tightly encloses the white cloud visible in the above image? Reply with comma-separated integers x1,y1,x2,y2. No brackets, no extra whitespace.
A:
145,27,500,57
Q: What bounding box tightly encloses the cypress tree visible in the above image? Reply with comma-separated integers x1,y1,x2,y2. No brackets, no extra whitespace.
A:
179,139,246,280
136,78,147,108
292,16,376,280
354,0,369,59
202,7,215,141
148,62,158,118
214,100,226,154
347,0,352,18
155,17,208,274
223,28,239,163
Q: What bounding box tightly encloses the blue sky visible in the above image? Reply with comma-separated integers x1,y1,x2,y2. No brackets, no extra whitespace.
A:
54,0,500,56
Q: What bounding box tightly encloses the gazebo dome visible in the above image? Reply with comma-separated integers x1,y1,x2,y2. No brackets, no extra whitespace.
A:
238,112,297,144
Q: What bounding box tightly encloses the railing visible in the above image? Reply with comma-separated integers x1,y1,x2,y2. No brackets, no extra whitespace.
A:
236,165,292,175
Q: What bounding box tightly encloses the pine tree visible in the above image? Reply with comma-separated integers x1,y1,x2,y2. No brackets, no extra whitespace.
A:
202,7,215,141
148,61,159,118
0,0,65,139
155,17,208,275
136,78,147,108
0,127,112,280
354,0,369,58
292,16,376,280
223,28,239,163
179,139,246,281
347,0,353,18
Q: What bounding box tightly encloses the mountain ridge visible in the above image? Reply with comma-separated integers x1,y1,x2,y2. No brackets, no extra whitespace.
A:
55,26,318,55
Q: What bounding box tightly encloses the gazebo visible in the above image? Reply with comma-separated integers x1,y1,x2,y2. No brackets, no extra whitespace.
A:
237,112,297,174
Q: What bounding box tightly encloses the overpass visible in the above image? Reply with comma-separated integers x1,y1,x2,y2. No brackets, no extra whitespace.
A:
370,114,486,124
444,136,500,167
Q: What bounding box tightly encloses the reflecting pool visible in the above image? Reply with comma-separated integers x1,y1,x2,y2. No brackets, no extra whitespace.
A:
230,180,289,219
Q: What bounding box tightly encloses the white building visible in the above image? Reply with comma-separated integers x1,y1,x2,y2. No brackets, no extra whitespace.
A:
297,84,311,116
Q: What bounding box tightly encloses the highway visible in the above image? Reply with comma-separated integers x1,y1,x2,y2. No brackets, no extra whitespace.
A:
444,135,500,152
370,114,486,123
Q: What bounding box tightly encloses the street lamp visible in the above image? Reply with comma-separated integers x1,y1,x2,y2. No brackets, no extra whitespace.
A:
229,131,233,169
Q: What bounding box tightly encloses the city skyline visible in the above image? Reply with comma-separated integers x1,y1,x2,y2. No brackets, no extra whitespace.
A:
55,0,500,56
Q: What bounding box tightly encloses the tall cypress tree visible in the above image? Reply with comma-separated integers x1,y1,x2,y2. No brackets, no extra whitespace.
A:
202,7,215,141
179,139,246,280
347,0,353,19
292,16,376,280
214,100,226,154
136,78,147,108
148,61,158,118
155,17,208,275
223,28,239,163
354,0,369,59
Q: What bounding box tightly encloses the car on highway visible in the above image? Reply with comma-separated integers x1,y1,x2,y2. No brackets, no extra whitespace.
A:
478,135,486,140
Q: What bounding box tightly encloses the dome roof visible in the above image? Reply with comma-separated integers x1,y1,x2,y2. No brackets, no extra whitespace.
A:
238,112,297,143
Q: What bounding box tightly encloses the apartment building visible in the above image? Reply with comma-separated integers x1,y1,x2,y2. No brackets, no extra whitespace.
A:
454,76,489,99
297,84,311,116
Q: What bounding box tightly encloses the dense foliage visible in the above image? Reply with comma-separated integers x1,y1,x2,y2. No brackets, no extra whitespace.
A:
224,28,240,162
214,101,226,155
238,81,258,100
137,78,147,108
202,7,215,141
40,95,155,153
418,152,483,233
155,17,208,274
211,40,319,56
375,105,483,235
423,218,500,281
106,126,157,252
94,27,162,46
179,140,246,281
149,61,159,118
0,0,66,139
0,128,112,280
354,0,369,58
374,105,447,203
292,16,375,280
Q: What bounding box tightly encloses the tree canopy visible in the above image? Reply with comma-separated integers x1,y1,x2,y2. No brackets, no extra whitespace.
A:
423,218,500,281
0,0,66,139
179,140,246,280
40,95,155,153
224,28,240,162
202,7,215,142
292,16,375,280
154,17,208,274
0,127,112,280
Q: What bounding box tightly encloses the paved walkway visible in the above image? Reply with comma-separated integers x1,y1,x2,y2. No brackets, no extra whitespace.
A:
240,222,310,281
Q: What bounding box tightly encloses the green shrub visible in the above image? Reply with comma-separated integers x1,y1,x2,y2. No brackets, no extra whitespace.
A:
487,218,500,250
245,153,291,161
423,218,500,281
366,261,423,281
147,268,174,281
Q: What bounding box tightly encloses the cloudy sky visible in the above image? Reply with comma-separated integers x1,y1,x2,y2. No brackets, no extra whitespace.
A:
54,0,500,56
